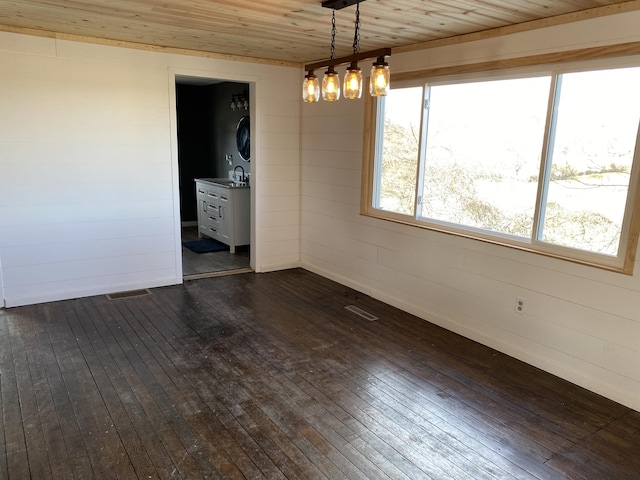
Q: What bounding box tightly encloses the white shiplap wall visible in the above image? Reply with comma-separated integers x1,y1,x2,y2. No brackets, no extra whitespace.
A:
301,11,640,411
0,32,300,307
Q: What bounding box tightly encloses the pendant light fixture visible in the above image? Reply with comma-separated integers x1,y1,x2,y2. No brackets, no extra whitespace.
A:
321,9,340,101
302,71,320,103
343,0,362,99
370,56,390,96
303,0,391,103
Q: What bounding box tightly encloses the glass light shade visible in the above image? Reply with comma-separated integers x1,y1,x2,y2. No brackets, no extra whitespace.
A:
322,67,340,102
370,61,390,96
302,72,320,103
343,64,363,100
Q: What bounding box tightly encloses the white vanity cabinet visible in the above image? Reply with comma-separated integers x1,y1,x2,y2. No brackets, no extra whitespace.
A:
195,178,250,253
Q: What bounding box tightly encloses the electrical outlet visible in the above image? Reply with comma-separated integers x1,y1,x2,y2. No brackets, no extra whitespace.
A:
515,296,525,314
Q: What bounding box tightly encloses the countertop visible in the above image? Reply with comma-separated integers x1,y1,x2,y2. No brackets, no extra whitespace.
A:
195,177,250,188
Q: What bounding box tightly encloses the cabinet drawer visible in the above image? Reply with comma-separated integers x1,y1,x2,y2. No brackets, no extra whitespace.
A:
205,186,227,201
201,200,218,215
205,189,220,201
204,212,219,228
199,224,220,239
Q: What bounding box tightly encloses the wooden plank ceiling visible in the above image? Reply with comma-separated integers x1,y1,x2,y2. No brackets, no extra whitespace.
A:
0,0,637,65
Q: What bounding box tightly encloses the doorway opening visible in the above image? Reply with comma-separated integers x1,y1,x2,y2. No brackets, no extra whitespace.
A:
174,75,253,279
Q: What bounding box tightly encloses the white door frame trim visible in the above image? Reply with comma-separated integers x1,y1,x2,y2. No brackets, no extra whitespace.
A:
167,67,260,283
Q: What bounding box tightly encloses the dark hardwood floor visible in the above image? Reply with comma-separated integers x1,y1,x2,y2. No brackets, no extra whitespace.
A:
1,269,638,479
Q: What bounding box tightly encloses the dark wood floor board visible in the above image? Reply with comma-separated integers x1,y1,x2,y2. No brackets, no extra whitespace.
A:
180,290,381,480
316,298,585,476
188,276,502,478
340,282,628,439
0,315,6,480
198,306,503,480
85,297,207,479
621,409,640,428
371,369,565,480
200,272,587,479
546,412,640,479
143,287,358,480
2,268,638,479
171,280,420,480
0,311,31,479
392,329,617,441
308,362,493,480
54,305,136,479
31,310,95,479
190,373,293,480
268,271,637,478
294,337,551,480
137,296,308,478
238,400,331,479
112,297,277,479
324,369,523,480
16,305,73,480
83,297,225,479
185,280,456,478
209,276,552,476
287,268,612,437
374,354,563,459
175,272,624,480
229,350,391,480
96,301,227,480
131,292,296,478
64,300,164,479
268,273,579,459
275,273,579,450
149,287,343,479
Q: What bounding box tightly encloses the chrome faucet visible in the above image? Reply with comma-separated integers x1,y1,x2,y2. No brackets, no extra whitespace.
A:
233,165,246,183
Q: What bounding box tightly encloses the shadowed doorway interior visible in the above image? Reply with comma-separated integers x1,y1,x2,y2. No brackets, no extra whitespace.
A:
175,76,252,279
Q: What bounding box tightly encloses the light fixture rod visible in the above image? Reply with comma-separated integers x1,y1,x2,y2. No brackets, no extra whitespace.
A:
321,0,365,10
305,47,391,72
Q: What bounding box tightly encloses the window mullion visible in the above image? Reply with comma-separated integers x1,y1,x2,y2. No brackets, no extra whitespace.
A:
532,73,562,244
372,97,386,209
415,85,430,219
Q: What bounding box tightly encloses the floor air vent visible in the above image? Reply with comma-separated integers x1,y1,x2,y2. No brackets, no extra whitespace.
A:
106,289,151,300
345,305,379,321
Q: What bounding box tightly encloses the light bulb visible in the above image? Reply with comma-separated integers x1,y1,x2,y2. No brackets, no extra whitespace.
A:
322,66,340,102
370,58,390,97
302,71,320,103
343,63,362,100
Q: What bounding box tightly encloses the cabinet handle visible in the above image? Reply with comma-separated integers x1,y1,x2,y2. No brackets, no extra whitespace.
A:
198,188,205,194
202,201,207,212
219,207,223,219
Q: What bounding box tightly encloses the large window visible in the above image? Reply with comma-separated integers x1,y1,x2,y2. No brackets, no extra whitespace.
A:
364,60,640,273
